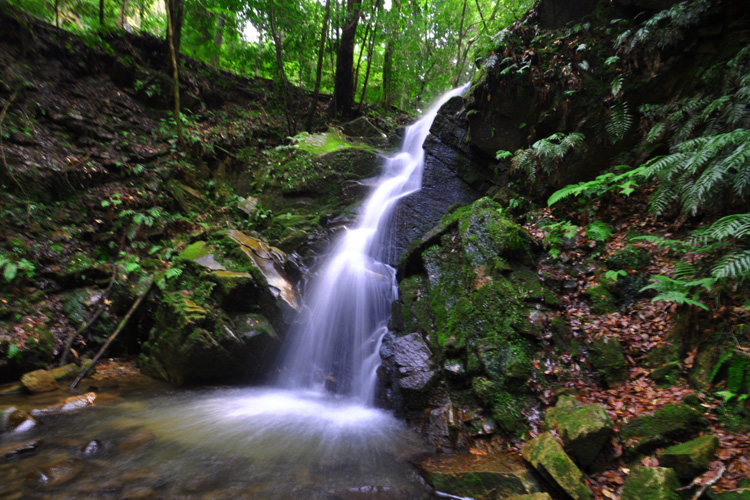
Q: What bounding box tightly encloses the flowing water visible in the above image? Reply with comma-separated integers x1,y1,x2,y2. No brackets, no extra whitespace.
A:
279,83,470,403
0,86,468,499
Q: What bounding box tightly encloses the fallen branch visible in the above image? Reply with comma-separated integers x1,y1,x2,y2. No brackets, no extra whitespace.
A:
59,263,117,366
70,276,154,390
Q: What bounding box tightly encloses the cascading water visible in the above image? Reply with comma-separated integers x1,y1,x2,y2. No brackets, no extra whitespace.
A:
279,83,470,403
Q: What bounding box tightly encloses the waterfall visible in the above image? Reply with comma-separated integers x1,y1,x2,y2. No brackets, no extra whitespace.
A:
279,84,469,403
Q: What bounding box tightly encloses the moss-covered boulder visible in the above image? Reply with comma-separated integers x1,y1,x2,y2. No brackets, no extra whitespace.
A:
506,494,553,500
521,432,592,500
588,336,628,387
657,434,719,480
620,466,681,500
545,395,613,467
138,231,298,385
582,283,617,315
386,198,554,442
20,369,58,393
415,453,541,499
621,403,707,456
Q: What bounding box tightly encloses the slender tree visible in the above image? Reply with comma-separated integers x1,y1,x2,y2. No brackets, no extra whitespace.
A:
165,0,184,147
268,0,295,135
305,0,331,131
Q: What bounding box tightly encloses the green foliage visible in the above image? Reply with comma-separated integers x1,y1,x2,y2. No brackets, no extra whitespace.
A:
616,0,710,54
540,219,578,259
640,275,714,310
118,207,170,241
605,100,633,144
510,132,585,182
0,253,35,282
586,220,613,243
548,166,645,207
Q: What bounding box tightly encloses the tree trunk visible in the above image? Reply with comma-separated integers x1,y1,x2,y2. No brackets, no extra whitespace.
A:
305,0,331,132
453,0,468,87
211,15,225,67
55,0,59,28
268,0,295,136
382,0,400,107
166,0,183,58
353,6,374,94
359,0,381,110
331,0,361,117
118,0,128,30
99,0,104,26
164,0,183,148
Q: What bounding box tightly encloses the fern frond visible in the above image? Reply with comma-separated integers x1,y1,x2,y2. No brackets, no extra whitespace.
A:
712,249,750,281
650,291,709,310
611,75,624,96
606,101,632,144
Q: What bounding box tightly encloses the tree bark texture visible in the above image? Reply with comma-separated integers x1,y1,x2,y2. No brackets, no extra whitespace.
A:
305,0,331,131
331,0,361,116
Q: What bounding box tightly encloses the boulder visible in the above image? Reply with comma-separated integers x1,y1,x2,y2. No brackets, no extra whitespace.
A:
507,494,553,500
657,434,719,480
30,392,96,416
0,439,41,461
545,395,613,466
621,403,707,456
341,116,385,139
521,432,592,500
620,466,681,500
381,332,437,410
415,453,541,499
1,407,38,433
20,369,58,393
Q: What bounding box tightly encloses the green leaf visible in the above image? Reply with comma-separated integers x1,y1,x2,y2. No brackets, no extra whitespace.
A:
8,343,19,359
3,262,18,281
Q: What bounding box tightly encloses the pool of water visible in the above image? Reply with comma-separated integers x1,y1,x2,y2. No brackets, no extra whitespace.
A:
1,384,435,499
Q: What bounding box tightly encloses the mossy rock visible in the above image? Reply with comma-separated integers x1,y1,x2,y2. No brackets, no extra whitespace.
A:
620,466,681,500
657,434,719,480
621,403,707,456
545,395,613,467
415,453,541,499
605,245,651,271
506,494,553,500
582,283,617,315
521,432,592,500
588,336,628,387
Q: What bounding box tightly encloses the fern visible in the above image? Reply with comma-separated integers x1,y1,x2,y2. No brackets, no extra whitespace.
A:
606,101,632,144
617,0,710,54
712,250,750,281
548,165,646,207
511,132,585,182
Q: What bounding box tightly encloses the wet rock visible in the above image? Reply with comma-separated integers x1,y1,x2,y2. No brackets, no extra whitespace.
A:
620,403,707,456
544,395,613,467
415,452,541,499
27,458,84,489
49,363,87,381
657,434,719,480
227,229,301,311
390,333,436,408
538,0,599,29
1,407,39,433
20,369,59,393
620,466,681,500
521,432,592,500
80,440,102,456
1,440,42,461
30,392,97,416
118,432,156,454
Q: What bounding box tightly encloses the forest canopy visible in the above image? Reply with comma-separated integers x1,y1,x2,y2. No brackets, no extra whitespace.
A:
7,0,533,111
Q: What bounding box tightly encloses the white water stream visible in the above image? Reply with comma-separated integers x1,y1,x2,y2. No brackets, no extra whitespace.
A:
279,83,470,403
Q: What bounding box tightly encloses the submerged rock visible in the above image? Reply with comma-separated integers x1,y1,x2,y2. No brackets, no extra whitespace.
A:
26,458,84,489
0,439,42,461
415,452,541,499
521,432,592,500
30,392,97,416
620,466,681,500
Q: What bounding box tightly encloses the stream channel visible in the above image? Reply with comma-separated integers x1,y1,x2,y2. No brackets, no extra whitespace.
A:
0,85,470,500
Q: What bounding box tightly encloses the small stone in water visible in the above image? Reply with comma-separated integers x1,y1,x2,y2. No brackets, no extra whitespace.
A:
1,440,42,461
26,458,83,489
80,440,101,456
